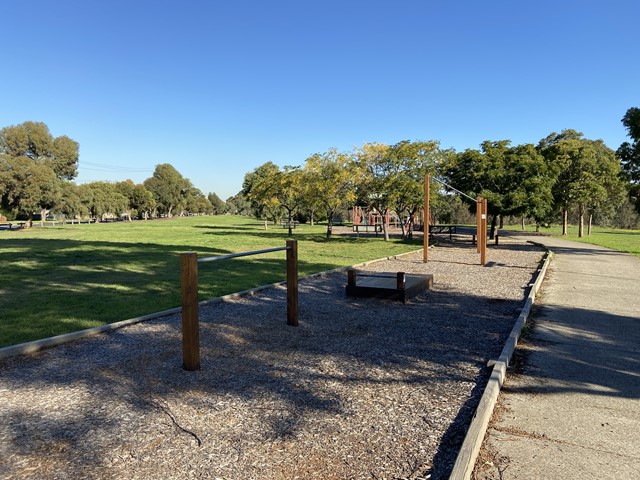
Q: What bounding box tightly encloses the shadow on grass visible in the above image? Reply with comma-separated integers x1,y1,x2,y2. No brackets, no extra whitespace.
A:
0,237,344,347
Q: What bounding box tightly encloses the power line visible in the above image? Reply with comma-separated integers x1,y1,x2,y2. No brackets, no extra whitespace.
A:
81,161,153,173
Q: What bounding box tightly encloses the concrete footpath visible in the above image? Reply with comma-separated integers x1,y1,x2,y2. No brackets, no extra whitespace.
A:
475,236,640,479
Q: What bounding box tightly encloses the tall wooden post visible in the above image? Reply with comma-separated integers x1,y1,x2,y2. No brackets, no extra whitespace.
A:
286,240,299,326
476,197,482,253
180,252,200,371
423,174,430,263
480,198,488,266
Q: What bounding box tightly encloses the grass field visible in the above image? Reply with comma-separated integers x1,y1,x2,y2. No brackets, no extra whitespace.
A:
505,224,640,257
0,216,422,348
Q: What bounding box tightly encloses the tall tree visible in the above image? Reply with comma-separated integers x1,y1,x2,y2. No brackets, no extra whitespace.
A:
617,107,640,213
0,121,79,223
355,143,394,241
0,121,79,180
539,130,624,236
242,162,282,222
303,148,360,238
207,192,226,214
445,140,553,238
78,182,128,222
143,164,189,217
385,140,446,240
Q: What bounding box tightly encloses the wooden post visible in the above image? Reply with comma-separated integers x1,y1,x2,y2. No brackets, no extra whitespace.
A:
480,199,488,266
476,197,482,252
180,252,200,371
396,272,405,290
347,269,356,287
286,240,299,326
423,174,430,263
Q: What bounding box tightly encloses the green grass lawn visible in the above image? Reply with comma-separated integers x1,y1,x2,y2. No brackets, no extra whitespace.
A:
0,216,422,347
504,224,640,257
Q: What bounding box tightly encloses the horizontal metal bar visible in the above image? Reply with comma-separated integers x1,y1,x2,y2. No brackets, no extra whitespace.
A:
198,246,289,263
431,176,478,202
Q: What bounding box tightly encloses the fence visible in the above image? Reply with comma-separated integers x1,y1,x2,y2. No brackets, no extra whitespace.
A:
180,240,298,371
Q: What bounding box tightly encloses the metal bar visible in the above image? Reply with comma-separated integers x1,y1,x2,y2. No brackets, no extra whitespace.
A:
431,176,477,202
198,246,289,263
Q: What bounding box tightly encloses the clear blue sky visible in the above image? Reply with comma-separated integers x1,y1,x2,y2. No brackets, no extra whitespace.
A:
2,1,638,199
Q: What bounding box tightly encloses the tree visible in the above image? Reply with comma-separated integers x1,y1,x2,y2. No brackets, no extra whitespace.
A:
242,162,282,222
445,140,553,238
303,148,360,238
207,192,226,214
385,140,446,241
538,130,624,236
0,121,79,223
355,143,394,241
115,180,156,220
143,164,189,217
0,156,61,225
56,182,89,221
79,182,128,222
225,192,251,215
0,121,79,180
617,107,640,213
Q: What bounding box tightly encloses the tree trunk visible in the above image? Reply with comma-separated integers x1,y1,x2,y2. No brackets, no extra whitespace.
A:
287,210,293,237
489,214,498,239
562,208,568,235
499,214,504,229
310,210,315,226
521,216,526,231
40,209,50,226
264,219,268,230
578,203,584,238
588,213,592,236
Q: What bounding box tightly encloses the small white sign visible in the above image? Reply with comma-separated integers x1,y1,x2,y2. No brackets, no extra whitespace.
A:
481,214,486,219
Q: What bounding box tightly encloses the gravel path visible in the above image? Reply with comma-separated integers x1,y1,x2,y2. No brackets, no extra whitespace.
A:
0,239,543,480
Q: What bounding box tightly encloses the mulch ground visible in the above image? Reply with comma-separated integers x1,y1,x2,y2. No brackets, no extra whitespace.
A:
0,238,543,480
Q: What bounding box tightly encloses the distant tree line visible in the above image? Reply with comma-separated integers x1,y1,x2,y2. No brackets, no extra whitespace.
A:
240,109,640,239
3,109,639,234
0,122,215,225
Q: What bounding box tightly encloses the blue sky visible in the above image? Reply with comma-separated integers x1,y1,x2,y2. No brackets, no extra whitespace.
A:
1,1,638,199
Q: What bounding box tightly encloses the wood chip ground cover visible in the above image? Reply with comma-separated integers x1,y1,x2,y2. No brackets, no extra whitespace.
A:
0,239,543,480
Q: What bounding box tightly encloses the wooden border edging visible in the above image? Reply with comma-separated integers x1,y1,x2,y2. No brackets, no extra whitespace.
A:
448,243,553,480
0,248,425,361
0,306,182,360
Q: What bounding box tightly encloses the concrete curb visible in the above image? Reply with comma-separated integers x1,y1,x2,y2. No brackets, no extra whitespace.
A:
449,243,553,480
0,248,425,360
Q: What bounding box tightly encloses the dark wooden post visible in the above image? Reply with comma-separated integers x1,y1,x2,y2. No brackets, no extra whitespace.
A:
347,269,356,287
423,174,430,263
180,252,200,371
476,197,482,253
286,240,299,326
480,199,488,266
396,272,405,290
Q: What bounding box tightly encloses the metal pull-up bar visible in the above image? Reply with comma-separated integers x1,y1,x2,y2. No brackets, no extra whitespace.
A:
423,174,487,265
180,240,299,371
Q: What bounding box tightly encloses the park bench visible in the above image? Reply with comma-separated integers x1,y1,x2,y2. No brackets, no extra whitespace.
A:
352,223,382,233
429,224,456,239
0,222,26,230
281,220,299,229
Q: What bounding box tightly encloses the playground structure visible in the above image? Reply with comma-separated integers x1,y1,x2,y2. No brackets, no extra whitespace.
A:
180,240,299,371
